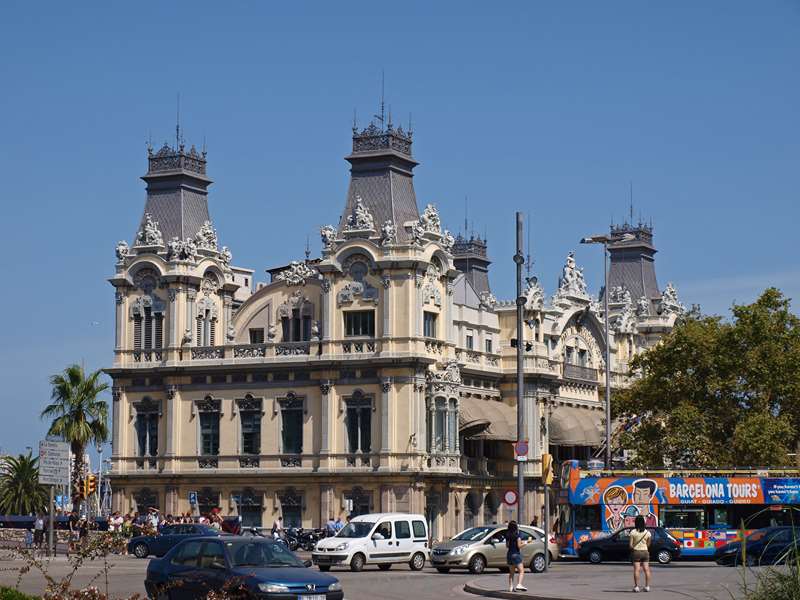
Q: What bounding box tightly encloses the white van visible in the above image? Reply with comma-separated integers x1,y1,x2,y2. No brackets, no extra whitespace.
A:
312,513,429,572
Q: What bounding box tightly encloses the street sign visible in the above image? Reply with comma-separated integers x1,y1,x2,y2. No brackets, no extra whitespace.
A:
514,440,529,462
38,440,70,486
189,491,198,506
503,489,518,506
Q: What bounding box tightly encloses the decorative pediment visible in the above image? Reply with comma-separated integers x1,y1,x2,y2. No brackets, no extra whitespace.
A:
129,294,166,317
132,268,160,294
134,213,164,248
556,251,588,300
196,295,218,319
274,261,317,286
427,359,462,393
524,276,544,311
236,395,263,413
421,263,442,306
166,237,198,262
194,396,221,413
277,289,312,319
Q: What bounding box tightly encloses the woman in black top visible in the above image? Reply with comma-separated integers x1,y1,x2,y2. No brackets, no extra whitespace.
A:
505,521,528,593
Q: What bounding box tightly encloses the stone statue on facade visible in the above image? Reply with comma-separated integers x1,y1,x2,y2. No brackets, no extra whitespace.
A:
167,236,198,262
524,276,545,311
320,225,337,249
274,261,317,286
135,213,164,247
479,291,498,310
115,240,130,263
194,220,218,250
344,197,375,232
658,282,685,316
379,220,396,246
441,229,455,251
557,251,587,297
219,246,232,266
267,324,277,340
609,285,631,305
636,295,651,317
310,320,320,341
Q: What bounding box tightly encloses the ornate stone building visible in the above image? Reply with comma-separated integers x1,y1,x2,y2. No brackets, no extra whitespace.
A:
107,121,685,539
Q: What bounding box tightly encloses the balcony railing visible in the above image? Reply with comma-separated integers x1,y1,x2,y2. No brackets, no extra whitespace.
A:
132,350,163,363
341,340,376,354
563,363,599,382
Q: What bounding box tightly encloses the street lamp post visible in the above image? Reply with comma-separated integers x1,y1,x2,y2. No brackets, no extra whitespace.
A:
580,232,634,469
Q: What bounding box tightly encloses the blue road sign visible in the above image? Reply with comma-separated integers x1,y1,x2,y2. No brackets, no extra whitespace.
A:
189,491,198,506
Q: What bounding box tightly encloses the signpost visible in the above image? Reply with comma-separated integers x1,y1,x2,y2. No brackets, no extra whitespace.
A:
514,440,529,462
39,440,70,557
503,489,518,506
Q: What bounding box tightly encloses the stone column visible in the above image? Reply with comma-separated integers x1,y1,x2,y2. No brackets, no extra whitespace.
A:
186,288,197,346
321,279,331,341
454,398,461,454
168,288,179,347
446,280,455,344
114,290,125,351
165,386,178,465
223,295,234,343
415,273,423,337
380,486,393,513
380,378,392,453
320,381,332,455
427,396,436,453
382,274,391,337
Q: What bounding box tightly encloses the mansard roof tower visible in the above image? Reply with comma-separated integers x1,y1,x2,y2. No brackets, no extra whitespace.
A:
337,119,420,241
605,219,661,306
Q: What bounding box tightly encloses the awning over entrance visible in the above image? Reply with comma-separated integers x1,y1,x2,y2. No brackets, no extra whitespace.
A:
459,397,517,441
549,405,603,446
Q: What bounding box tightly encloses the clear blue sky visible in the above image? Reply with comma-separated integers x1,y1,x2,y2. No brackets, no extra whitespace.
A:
1,1,798,455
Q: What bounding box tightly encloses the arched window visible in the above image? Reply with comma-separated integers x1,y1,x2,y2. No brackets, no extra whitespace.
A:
278,291,313,342
134,398,159,468
130,296,165,350
345,391,372,455
196,297,218,346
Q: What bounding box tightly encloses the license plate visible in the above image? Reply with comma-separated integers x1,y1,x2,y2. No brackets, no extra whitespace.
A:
299,595,325,600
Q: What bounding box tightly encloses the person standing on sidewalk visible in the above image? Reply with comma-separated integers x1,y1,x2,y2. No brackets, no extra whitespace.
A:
630,515,652,592
505,521,528,593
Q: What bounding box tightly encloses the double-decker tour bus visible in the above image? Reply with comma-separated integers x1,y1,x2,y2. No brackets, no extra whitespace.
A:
555,460,800,557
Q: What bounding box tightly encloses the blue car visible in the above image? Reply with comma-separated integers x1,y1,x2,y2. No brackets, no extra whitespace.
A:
129,524,223,558
714,527,800,566
145,537,343,599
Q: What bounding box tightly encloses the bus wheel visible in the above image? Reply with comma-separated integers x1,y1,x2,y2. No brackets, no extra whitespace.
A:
588,549,603,564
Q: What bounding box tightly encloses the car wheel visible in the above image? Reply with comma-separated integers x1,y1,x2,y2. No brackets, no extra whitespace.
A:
350,553,366,572
378,563,392,571
409,552,426,571
133,543,150,559
468,554,486,574
588,549,603,564
318,565,331,572
435,567,450,573
531,553,547,573
656,550,672,565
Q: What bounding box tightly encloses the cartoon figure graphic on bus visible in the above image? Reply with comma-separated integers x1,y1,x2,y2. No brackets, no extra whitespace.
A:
631,479,659,527
603,485,628,531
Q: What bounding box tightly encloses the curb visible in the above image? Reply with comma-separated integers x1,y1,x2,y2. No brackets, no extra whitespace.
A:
463,580,570,600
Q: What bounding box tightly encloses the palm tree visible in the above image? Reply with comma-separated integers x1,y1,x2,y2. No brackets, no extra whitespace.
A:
0,453,48,515
41,364,109,498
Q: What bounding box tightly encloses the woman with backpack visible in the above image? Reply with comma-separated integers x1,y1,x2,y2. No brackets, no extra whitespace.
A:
630,515,652,592
505,521,528,593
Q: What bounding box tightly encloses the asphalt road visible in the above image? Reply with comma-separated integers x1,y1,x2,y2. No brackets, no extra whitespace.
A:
0,554,750,600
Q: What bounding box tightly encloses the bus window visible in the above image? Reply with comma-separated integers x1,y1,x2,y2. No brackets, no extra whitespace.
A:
660,507,706,529
711,507,731,529
574,506,601,530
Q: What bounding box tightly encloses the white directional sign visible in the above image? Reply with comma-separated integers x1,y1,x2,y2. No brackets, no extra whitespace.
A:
38,439,70,486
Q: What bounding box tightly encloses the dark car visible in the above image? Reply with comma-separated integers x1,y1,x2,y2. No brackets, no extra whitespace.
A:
128,524,223,558
577,527,681,564
145,536,343,600
714,527,800,567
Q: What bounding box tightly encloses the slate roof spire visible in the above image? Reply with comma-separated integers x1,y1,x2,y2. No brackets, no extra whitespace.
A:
337,115,420,242
604,217,661,305
136,139,213,243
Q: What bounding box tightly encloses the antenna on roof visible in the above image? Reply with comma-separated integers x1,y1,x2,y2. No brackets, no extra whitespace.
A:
176,92,181,149
374,70,385,129
408,112,413,135
464,196,468,236
629,181,634,223
305,235,311,262
353,108,358,131
202,135,207,154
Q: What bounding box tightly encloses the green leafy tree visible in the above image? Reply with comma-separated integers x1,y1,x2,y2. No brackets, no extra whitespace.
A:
41,364,109,493
0,453,48,515
613,288,800,468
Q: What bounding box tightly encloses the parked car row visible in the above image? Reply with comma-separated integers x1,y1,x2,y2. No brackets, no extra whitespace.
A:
714,526,800,567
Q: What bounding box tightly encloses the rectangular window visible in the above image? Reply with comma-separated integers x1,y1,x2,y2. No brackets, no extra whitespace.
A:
344,311,375,337
133,315,143,349
240,411,261,455
280,399,303,454
199,412,220,456
144,307,153,349
448,400,457,452
412,520,426,538
395,521,411,539
135,413,158,457
485,338,492,354
239,505,262,528
660,508,706,529
154,315,163,349
434,398,446,452
291,309,301,342
248,328,265,344
424,312,438,338
345,396,372,453
465,330,474,350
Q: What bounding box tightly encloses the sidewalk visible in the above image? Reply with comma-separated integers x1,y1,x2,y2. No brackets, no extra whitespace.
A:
463,562,754,600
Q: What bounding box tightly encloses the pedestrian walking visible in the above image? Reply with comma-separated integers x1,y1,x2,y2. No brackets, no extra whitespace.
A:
630,515,652,592
505,520,528,593
34,513,45,549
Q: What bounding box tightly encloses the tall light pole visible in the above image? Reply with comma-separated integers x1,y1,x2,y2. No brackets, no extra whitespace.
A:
581,232,634,469
515,213,526,521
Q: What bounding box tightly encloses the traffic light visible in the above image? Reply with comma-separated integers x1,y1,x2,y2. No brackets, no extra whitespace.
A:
86,475,98,496
542,453,554,485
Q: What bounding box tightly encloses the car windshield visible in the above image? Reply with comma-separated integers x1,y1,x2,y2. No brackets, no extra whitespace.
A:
336,522,375,538
227,541,306,568
453,527,495,541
